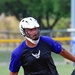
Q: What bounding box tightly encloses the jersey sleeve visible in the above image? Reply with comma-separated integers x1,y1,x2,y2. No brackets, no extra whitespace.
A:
9,41,25,72
51,39,62,54
9,52,21,72
41,36,62,54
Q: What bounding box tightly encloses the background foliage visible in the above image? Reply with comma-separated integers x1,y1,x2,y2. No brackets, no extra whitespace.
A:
0,0,70,30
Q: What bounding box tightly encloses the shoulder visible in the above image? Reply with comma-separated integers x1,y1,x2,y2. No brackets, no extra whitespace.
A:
40,36,54,45
12,41,26,57
40,36,62,54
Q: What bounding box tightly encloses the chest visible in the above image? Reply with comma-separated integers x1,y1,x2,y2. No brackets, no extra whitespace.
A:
20,43,52,66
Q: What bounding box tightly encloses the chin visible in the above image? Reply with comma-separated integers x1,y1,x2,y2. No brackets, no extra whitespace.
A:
33,37,39,40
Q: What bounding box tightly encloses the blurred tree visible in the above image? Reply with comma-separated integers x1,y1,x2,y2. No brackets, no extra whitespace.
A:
0,0,70,30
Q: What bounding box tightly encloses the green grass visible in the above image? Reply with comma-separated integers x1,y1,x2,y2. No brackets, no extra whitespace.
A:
0,64,75,75
0,65,23,75
57,64,75,75
0,50,11,62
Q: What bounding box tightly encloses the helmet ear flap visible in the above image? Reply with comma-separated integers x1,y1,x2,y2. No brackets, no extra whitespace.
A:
21,30,25,37
20,25,26,37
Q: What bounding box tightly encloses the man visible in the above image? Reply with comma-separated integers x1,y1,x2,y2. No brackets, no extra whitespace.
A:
9,17,75,75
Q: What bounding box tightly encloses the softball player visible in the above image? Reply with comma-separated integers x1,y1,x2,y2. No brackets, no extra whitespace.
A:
9,17,75,75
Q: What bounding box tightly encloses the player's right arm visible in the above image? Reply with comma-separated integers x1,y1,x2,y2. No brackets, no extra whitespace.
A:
9,72,18,75
9,42,25,75
9,51,21,75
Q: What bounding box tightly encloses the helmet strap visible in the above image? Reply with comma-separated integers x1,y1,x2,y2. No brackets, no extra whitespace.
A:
25,36,40,44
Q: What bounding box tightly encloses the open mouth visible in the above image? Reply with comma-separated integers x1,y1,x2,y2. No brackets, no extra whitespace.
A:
33,35,39,40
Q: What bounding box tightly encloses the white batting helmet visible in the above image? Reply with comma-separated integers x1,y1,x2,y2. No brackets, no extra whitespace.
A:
19,17,40,36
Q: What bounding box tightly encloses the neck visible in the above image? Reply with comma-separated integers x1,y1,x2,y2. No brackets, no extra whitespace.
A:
26,39,37,48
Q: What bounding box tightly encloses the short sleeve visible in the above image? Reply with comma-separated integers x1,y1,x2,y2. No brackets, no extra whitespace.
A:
51,40,62,54
9,52,21,72
40,36,62,54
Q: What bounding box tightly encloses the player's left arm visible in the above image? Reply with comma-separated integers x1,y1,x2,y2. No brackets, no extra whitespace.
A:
60,48,75,62
9,72,18,75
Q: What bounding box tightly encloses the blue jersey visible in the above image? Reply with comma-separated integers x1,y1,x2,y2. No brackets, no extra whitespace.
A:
9,36,62,75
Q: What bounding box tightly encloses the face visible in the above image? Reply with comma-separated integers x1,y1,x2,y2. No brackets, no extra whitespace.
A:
25,27,40,40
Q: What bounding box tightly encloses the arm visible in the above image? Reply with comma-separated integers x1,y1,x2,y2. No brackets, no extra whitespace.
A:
60,48,75,62
9,50,21,75
9,72,18,75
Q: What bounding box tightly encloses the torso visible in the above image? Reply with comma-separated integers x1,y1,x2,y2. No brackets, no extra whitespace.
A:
20,39,59,75
9,36,62,75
